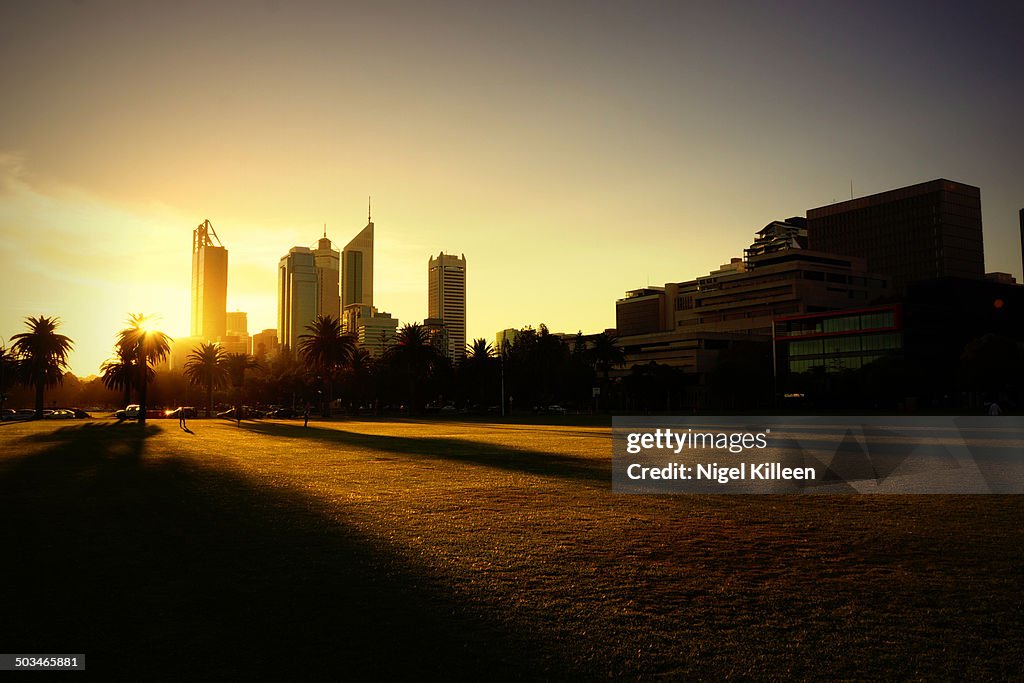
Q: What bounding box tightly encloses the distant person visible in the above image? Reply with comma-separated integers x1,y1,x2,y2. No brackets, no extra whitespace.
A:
303,404,310,428
988,401,1003,416
178,408,187,430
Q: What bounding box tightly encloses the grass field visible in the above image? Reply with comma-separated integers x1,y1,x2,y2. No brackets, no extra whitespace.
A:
1,417,1021,679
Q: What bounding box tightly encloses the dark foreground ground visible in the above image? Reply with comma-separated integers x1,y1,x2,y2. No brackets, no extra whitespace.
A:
0,417,1020,679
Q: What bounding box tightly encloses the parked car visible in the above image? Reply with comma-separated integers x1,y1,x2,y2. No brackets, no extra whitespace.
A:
115,404,141,420
12,409,36,420
45,409,77,419
547,405,567,415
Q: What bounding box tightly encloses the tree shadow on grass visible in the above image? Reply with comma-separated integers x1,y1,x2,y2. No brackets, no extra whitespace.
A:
243,421,611,486
0,423,571,679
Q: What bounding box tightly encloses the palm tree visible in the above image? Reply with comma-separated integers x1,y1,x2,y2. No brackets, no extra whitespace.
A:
10,316,74,417
590,331,624,411
183,342,228,418
0,342,18,420
100,343,137,407
298,315,356,417
115,314,171,424
384,323,443,413
463,338,496,408
224,353,260,425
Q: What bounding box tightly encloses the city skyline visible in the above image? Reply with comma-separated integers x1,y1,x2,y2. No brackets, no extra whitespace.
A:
2,2,1023,375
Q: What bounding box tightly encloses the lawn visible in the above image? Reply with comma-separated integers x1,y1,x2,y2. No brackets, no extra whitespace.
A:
0,417,1020,679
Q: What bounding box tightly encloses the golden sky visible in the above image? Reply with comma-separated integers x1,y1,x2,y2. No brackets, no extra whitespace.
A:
2,1,1022,375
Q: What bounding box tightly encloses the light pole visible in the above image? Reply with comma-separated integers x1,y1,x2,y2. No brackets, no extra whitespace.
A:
500,351,505,417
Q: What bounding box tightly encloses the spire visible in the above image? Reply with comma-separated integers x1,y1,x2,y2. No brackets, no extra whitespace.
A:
368,196,372,224
323,223,327,239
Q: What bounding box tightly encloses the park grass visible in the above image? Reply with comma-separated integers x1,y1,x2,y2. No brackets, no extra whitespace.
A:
0,417,1021,679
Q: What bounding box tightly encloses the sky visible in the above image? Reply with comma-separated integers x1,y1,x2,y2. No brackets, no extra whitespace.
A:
1,0,1022,376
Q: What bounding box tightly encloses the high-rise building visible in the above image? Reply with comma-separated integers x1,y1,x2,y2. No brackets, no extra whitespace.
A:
314,226,341,321
343,209,374,309
807,179,984,291
226,311,248,337
428,252,467,361
278,247,317,351
190,219,228,340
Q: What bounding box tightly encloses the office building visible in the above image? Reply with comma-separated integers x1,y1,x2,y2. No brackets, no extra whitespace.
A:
807,179,984,291
614,220,891,406
314,227,341,321
190,220,228,340
343,212,374,308
343,304,399,358
168,336,204,373
428,252,467,361
226,311,248,337
251,329,280,361
495,328,519,351
278,247,317,351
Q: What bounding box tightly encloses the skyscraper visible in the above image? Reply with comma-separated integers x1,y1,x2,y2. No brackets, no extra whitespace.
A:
314,226,341,321
342,208,374,309
278,247,317,351
190,219,228,340
807,179,984,292
428,252,467,361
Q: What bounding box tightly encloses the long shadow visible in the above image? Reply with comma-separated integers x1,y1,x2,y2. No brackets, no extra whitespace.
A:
243,421,610,485
0,424,572,679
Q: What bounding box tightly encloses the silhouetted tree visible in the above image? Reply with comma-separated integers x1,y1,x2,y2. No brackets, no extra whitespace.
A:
589,331,624,410
0,343,18,419
184,342,228,418
384,323,443,413
100,343,137,407
299,315,356,417
10,315,74,417
462,338,497,408
225,353,260,424
115,314,171,424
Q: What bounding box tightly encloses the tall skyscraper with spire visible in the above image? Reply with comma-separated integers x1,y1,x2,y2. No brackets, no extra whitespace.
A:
314,224,341,321
342,200,374,308
428,251,467,361
190,219,228,340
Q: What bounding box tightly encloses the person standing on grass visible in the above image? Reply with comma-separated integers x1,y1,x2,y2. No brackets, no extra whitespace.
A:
304,403,310,428
179,408,187,430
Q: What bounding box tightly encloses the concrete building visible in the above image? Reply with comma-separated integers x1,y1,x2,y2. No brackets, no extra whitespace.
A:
615,221,891,406
807,179,984,291
495,328,519,351
278,247,317,351
428,252,467,361
168,336,204,373
225,311,248,337
343,304,398,358
343,214,374,309
423,317,449,358
314,227,341,321
190,220,228,340
251,329,279,361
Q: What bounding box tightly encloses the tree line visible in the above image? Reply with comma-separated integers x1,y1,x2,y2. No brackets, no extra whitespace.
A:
0,315,633,420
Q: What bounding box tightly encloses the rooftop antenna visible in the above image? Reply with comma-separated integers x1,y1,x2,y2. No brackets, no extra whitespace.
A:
850,180,854,200
368,196,372,223
323,223,327,239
